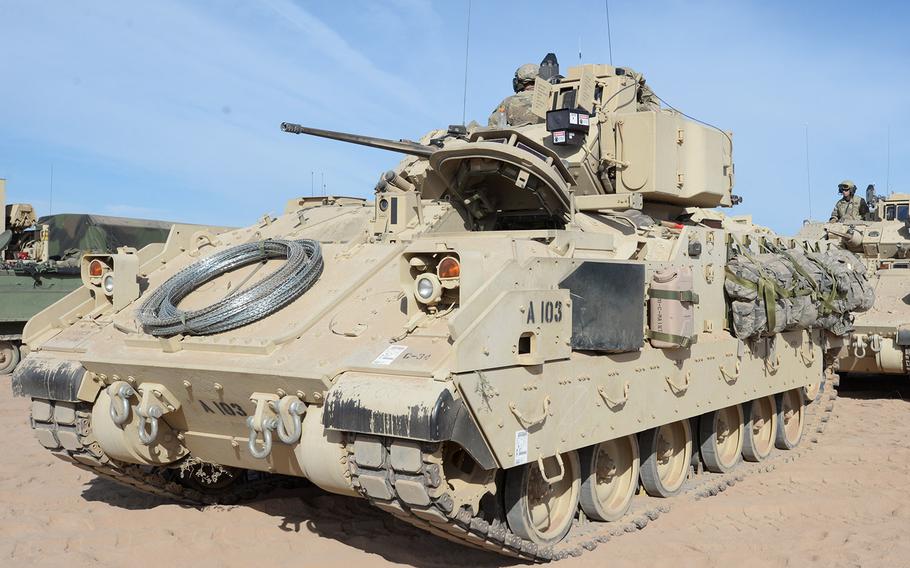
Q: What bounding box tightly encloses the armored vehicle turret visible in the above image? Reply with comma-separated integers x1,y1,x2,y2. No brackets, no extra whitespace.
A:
12,61,869,559
798,188,910,378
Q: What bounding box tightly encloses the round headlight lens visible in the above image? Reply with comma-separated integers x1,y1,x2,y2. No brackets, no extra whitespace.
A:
416,276,434,300
379,198,389,212
103,274,115,294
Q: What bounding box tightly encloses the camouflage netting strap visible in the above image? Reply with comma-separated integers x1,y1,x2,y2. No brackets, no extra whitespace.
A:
726,241,791,332
648,289,700,303
646,330,697,348
723,269,782,332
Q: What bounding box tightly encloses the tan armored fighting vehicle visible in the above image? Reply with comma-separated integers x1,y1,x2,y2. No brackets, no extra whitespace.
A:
13,61,870,559
798,188,910,377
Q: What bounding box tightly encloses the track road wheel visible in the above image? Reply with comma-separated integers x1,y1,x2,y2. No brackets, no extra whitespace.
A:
699,404,744,473
0,341,20,375
639,420,692,498
803,381,821,403
775,388,805,450
742,396,777,462
505,450,580,546
579,435,640,521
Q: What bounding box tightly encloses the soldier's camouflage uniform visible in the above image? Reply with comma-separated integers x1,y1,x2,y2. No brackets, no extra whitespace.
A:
487,91,541,128
829,195,869,222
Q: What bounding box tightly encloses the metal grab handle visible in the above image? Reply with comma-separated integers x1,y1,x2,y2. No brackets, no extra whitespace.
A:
275,399,306,444
764,336,781,374
765,353,781,374
719,360,741,384
108,383,135,426
666,372,691,395
537,453,565,484
509,396,551,428
247,416,278,459
799,343,816,366
137,405,163,446
598,381,630,409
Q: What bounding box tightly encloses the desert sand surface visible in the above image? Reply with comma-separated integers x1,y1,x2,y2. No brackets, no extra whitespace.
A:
2,374,908,568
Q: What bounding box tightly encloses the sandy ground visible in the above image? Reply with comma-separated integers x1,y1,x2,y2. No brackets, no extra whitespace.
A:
1,375,908,568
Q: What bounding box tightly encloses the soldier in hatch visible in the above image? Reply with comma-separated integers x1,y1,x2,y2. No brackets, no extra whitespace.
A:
829,180,869,222
487,63,544,128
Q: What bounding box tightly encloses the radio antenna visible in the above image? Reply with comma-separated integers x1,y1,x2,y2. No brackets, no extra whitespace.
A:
886,124,891,194
804,123,812,221
605,0,614,65
49,164,55,215
461,0,472,125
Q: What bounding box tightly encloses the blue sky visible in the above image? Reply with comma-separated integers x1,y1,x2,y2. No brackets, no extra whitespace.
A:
1,1,908,233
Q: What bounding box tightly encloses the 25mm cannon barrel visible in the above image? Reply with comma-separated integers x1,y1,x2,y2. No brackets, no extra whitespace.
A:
280,122,437,158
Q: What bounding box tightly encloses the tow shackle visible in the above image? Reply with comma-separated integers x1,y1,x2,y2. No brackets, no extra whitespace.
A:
107,381,136,426
247,393,307,459
274,397,306,444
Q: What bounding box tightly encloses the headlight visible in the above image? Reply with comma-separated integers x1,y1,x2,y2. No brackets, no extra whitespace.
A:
414,274,442,304
103,274,115,294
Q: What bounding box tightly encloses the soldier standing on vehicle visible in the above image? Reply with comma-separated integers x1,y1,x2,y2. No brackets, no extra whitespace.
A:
829,180,869,222
488,63,544,128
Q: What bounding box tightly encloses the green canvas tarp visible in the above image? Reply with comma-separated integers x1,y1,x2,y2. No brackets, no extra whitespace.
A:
37,214,174,260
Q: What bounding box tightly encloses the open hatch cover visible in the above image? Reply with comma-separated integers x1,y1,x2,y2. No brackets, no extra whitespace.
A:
429,130,575,223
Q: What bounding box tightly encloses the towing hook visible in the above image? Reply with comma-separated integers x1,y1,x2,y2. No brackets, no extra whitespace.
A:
853,336,867,359
107,382,136,426
247,416,279,459
247,393,306,458
275,397,306,444
137,405,163,446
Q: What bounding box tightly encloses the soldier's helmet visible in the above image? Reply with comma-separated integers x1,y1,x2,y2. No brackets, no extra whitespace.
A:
512,63,540,92
838,179,857,193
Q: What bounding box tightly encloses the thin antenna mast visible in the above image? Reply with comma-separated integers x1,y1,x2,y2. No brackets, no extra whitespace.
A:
804,123,812,221
49,164,54,215
311,171,314,197
604,0,614,65
886,125,891,194
461,0,472,125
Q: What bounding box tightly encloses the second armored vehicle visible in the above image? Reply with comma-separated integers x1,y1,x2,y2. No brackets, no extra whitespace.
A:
799,188,910,378
13,61,869,559
0,179,176,373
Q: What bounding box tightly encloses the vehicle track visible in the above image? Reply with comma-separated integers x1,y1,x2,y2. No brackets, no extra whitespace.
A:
26,375,836,562
348,377,837,562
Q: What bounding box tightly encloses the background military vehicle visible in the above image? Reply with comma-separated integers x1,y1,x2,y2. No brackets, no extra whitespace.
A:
12,60,867,560
0,179,178,373
798,186,910,378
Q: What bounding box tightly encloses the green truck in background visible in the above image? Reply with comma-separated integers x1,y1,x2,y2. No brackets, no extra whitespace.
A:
1,179,174,373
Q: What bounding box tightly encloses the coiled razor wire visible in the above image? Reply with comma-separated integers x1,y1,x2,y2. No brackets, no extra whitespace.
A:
137,239,323,337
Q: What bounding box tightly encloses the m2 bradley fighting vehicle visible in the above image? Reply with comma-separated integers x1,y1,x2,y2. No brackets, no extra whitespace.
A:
798,187,910,378
0,179,174,374
13,61,871,559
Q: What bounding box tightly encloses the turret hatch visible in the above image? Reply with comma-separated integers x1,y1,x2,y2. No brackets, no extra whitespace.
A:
429,130,575,230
